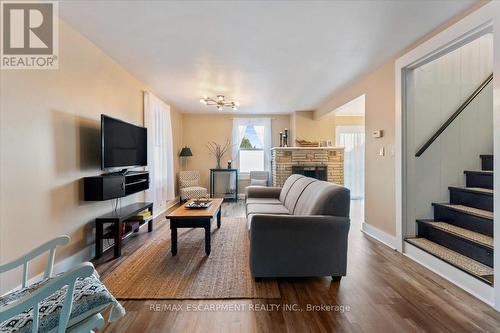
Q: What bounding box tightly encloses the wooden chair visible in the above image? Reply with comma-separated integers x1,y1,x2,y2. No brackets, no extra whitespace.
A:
0,236,125,333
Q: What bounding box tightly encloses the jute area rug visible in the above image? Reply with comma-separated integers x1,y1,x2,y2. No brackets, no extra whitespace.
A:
102,217,280,299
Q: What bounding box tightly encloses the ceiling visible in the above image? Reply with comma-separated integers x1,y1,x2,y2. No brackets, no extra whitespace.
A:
59,0,475,114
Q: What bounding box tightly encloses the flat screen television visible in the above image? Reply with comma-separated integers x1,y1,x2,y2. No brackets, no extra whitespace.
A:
101,114,147,170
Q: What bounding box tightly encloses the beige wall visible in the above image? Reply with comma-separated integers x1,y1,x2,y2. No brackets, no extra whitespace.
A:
180,113,290,191
0,21,182,292
335,116,365,127
317,63,396,235
314,1,488,236
290,111,365,147
292,111,335,145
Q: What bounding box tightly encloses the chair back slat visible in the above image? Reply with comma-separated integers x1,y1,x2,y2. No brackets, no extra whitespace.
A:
44,248,56,279
0,236,69,274
31,303,39,333
22,262,28,288
57,281,77,333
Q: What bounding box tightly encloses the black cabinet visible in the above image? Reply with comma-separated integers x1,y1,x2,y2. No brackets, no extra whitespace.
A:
209,168,238,201
84,171,149,201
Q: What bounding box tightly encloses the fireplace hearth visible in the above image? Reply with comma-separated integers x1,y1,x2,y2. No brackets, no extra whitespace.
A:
292,166,327,181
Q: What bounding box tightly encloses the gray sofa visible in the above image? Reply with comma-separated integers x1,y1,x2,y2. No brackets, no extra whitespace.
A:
246,174,350,279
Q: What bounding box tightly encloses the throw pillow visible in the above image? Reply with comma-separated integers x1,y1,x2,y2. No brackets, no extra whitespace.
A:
250,179,267,186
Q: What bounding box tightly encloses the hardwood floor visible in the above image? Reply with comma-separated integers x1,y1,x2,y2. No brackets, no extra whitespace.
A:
95,200,500,333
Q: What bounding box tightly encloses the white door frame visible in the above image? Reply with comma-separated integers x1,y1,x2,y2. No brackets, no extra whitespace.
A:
395,1,500,310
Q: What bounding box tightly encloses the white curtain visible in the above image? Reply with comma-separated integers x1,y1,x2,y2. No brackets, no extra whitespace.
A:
232,118,272,171
336,126,365,199
144,91,175,214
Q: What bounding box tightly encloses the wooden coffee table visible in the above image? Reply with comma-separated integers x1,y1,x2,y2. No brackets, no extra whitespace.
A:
166,198,223,256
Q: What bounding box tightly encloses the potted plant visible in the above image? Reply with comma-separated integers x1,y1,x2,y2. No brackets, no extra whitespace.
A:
206,139,231,169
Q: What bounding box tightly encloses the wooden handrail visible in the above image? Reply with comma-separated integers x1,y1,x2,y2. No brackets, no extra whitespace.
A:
415,73,493,157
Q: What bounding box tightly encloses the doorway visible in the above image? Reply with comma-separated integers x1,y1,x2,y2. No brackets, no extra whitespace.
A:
333,94,366,222
394,2,499,308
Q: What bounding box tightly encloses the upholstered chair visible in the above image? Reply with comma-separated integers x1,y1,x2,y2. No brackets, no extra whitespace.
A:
245,171,270,200
179,170,208,201
249,171,270,186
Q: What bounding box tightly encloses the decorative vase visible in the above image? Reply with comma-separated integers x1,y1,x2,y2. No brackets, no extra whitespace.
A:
216,158,221,169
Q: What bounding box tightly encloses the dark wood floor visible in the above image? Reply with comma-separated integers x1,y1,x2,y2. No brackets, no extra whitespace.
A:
95,200,500,333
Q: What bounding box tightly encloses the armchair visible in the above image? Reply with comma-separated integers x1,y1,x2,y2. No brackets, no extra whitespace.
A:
179,170,208,201
248,171,269,186
245,171,270,200
0,236,125,333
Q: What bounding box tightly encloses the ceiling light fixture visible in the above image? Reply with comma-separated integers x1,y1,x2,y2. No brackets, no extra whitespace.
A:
199,95,239,111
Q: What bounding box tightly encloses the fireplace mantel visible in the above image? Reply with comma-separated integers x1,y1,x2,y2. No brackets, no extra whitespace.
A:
271,147,344,187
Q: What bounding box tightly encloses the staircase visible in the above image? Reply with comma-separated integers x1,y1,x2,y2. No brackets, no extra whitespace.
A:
406,154,494,285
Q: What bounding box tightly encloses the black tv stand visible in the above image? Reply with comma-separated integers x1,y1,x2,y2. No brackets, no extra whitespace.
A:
95,202,153,258
84,171,149,201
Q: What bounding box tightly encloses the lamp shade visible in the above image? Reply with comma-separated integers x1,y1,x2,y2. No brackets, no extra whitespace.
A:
179,146,193,157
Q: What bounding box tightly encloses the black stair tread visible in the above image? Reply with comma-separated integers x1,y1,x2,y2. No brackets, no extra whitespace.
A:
464,170,493,175
432,203,493,220
448,186,493,195
417,219,493,248
405,238,493,285
479,154,493,158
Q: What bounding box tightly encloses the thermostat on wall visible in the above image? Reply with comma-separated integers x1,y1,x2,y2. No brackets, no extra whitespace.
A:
372,130,383,138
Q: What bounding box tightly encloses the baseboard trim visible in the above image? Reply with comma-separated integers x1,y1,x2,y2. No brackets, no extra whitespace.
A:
361,222,397,250
154,197,180,218
404,241,494,307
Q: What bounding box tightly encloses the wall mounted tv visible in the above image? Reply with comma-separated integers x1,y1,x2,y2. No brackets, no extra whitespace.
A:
101,114,147,170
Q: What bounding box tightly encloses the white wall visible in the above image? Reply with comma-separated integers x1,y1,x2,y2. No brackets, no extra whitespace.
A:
405,33,493,235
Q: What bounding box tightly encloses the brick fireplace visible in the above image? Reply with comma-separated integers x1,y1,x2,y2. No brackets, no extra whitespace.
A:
271,147,344,187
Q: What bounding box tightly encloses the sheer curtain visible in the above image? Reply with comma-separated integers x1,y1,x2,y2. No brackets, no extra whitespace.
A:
144,91,175,214
232,119,247,167
336,126,365,199
232,118,272,171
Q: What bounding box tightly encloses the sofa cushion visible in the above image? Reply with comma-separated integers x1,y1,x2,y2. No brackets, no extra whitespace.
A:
283,177,317,212
293,180,350,217
246,204,290,216
278,174,304,203
246,198,282,205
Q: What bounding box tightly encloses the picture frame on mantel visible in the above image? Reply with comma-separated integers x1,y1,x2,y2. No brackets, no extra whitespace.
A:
326,140,333,147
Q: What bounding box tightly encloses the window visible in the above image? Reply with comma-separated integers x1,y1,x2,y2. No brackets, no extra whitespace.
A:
232,118,271,174
239,125,265,173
